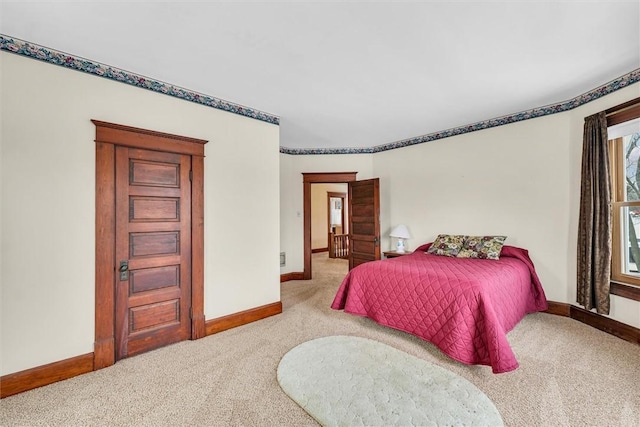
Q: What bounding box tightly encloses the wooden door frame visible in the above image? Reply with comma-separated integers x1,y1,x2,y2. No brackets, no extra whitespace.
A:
302,172,357,280
93,120,207,369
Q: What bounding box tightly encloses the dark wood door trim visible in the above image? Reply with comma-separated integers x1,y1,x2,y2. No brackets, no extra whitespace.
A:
95,140,117,369
191,155,206,339
92,120,206,156
302,172,357,280
93,120,207,369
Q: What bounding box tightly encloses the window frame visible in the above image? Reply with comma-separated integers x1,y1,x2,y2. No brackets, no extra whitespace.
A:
608,98,640,288
610,137,640,286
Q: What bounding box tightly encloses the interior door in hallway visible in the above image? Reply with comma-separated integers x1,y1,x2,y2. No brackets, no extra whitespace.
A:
348,178,380,270
115,146,192,359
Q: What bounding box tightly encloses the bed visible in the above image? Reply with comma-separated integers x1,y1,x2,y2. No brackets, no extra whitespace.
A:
331,242,548,373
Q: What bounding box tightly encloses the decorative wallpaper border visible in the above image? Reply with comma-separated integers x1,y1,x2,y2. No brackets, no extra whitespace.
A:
0,35,280,126
1,34,638,155
280,68,640,155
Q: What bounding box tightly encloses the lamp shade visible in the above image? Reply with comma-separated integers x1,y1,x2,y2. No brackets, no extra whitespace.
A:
389,224,411,239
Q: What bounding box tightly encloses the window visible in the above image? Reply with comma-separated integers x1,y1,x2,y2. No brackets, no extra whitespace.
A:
609,103,640,287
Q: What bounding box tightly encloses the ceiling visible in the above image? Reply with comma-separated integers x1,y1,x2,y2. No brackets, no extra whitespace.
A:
1,1,639,151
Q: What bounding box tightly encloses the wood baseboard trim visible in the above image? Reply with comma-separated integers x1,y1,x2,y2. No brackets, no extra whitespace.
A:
544,300,640,345
311,247,328,254
569,305,640,344
1,353,94,398
205,301,283,336
544,301,571,317
280,272,304,282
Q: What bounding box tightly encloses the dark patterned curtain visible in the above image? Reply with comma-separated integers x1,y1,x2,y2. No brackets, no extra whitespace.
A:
577,112,611,314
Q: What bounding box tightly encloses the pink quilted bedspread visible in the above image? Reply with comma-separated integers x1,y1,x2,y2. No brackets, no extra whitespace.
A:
331,244,548,373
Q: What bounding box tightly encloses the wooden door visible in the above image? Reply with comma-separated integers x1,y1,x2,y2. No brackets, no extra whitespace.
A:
348,178,380,270
115,146,192,359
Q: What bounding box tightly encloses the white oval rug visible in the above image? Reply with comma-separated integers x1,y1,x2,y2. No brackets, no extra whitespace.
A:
277,336,504,426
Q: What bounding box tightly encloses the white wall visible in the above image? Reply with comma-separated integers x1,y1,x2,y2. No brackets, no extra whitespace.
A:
1,52,280,375
279,154,374,274
373,83,640,328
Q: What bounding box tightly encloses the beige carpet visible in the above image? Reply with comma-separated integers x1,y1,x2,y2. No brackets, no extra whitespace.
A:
1,253,639,426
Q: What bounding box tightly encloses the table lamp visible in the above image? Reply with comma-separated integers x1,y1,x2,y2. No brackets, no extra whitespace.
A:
390,224,411,253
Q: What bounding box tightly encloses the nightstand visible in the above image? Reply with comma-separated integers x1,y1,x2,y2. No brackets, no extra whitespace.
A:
383,250,410,259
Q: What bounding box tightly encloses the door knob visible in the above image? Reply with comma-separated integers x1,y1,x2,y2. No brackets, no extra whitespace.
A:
119,260,129,281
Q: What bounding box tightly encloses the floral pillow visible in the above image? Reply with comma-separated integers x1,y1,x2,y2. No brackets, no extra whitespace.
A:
426,234,467,257
457,236,507,260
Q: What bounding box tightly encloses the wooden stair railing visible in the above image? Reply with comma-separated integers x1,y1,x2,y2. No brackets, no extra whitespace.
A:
329,232,350,259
